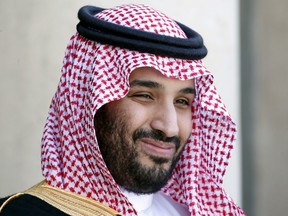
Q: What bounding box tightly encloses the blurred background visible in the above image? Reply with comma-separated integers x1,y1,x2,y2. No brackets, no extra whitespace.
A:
0,0,287,215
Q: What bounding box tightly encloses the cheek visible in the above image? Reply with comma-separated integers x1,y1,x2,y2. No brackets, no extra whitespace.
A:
120,103,151,131
178,113,193,141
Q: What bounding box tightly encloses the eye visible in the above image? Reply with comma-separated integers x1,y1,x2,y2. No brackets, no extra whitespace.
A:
174,98,190,107
133,93,153,99
128,92,154,103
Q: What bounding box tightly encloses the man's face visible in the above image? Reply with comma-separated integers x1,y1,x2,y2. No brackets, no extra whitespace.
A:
94,67,195,194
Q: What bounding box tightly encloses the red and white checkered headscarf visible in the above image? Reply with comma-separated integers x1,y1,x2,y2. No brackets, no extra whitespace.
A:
41,4,245,216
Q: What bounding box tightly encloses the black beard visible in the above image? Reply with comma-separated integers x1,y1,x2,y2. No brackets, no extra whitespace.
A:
94,104,184,194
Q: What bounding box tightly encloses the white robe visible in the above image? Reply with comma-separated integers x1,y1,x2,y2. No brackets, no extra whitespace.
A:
122,189,190,216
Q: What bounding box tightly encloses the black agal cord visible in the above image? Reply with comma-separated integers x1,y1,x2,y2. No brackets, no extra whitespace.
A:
77,6,207,60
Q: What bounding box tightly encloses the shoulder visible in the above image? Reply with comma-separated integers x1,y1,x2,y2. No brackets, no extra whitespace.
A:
0,194,69,216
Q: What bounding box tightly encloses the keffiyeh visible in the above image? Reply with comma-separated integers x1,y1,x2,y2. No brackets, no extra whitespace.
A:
41,4,245,215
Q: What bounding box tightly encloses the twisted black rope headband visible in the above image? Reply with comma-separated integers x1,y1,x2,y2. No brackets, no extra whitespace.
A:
77,6,207,60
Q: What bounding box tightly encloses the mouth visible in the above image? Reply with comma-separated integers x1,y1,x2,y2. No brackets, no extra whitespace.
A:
137,137,176,159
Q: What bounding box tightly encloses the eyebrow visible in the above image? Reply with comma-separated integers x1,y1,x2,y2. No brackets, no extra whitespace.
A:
179,87,196,95
130,79,196,95
130,79,162,89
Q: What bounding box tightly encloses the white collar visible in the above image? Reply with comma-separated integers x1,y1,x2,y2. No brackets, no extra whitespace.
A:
121,188,153,212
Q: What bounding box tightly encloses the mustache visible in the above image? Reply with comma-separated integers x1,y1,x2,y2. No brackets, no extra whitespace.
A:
132,129,180,150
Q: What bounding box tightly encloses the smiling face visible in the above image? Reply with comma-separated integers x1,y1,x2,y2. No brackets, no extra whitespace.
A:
94,67,195,194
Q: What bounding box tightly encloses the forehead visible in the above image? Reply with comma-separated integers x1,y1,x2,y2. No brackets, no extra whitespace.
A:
129,67,195,88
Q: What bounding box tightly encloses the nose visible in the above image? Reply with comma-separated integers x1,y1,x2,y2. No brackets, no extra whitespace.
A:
150,102,179,138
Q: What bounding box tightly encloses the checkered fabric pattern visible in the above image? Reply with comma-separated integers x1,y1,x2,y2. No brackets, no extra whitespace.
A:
41,4,245,215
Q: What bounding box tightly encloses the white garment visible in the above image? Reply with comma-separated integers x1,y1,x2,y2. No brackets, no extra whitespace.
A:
122,189,190,216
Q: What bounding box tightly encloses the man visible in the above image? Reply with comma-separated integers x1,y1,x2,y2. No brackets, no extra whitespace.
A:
0,4,245,216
